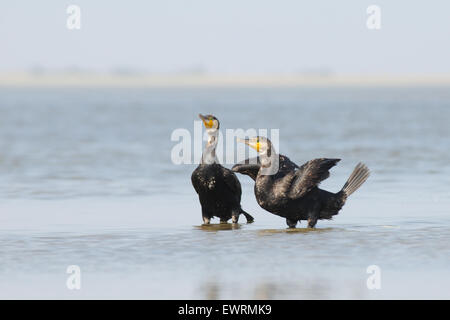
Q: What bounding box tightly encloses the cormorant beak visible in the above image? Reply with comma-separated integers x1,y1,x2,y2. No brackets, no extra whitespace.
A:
198,114,214,129
237,138,260,152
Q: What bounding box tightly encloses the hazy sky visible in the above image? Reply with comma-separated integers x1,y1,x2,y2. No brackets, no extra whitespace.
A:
1,0,450,74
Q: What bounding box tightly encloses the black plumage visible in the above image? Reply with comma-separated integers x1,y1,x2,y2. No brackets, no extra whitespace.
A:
233,137,369,228
191,114,254,224
192,163,253,224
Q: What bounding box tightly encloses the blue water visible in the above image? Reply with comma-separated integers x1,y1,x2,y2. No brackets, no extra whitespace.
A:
0,87,449,299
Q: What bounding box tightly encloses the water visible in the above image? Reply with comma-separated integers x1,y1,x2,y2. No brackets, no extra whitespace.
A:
0,87,449,299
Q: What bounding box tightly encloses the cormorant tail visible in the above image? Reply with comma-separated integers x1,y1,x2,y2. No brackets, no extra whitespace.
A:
240,208,254,223
341,162,370,197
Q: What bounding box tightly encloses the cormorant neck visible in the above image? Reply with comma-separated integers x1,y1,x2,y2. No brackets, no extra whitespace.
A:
201,129,219,165
259,145,279,175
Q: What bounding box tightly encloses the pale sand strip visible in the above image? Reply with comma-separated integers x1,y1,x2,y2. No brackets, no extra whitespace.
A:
1,72,450,87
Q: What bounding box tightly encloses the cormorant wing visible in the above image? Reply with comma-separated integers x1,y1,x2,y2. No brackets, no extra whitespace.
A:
232,155,299,180
278,154,300,172
191,169,202,194
231,157,261,181
288,158,340,199
191,165,241,198
222,167,242,198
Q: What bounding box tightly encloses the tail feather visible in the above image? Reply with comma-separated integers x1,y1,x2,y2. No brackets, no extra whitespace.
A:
240,208,254,223
342,162,370,196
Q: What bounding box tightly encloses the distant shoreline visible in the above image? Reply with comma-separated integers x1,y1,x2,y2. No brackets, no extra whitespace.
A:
1,72,450,87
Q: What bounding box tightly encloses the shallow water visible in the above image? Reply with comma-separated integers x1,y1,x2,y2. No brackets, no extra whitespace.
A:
0,87,449,299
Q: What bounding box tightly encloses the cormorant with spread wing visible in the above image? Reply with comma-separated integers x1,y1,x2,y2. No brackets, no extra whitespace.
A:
191,114,254,224
233,137,369,228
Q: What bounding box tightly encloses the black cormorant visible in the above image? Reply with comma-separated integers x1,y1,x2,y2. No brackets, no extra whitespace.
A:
191,114,254,224
232,136,369,228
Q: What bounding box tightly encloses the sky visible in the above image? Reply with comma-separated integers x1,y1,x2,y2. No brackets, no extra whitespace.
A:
1,0,450,74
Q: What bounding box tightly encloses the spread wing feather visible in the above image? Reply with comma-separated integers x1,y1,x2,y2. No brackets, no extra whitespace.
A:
232,155,299,181
288,158,341,198
232,157,261,181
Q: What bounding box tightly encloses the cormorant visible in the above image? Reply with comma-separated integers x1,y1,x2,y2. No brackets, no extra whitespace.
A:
232,136,369,228
191,114,254,224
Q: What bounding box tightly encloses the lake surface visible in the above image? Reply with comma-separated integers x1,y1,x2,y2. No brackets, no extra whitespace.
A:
0,87,449,299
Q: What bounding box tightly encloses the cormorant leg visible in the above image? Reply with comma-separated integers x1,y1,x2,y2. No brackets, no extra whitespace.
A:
231,210,240,224
286,218,297,229
220,219,228,224
203,216,211,224
307,217,317,228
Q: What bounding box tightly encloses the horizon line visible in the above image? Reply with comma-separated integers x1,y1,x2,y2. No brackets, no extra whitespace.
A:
1,72,450,87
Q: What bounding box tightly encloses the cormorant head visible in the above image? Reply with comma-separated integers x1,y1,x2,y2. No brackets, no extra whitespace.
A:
238,136,272,155
199,114,220,164
238,136,278,174
199,114,220,130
